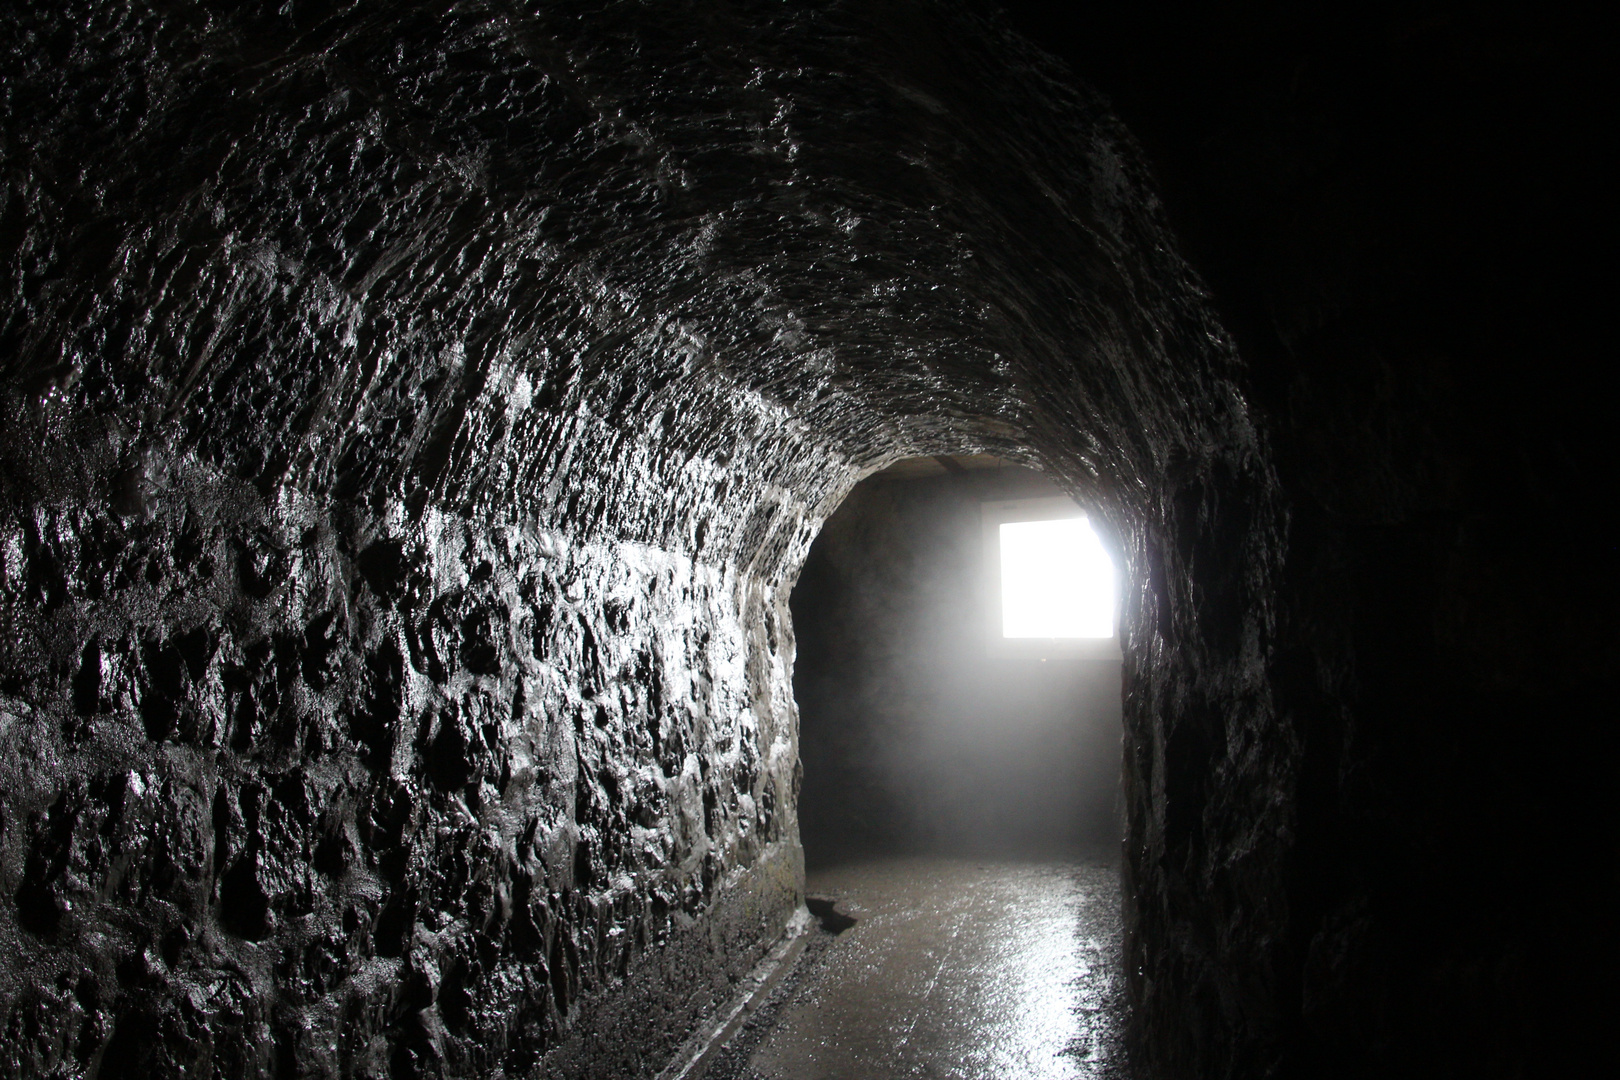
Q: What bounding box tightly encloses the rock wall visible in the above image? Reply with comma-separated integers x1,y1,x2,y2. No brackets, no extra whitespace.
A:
0,466,804,1077
1,2,1285,1078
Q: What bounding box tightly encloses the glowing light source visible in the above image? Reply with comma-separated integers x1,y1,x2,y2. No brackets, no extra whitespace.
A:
999,517,1115,638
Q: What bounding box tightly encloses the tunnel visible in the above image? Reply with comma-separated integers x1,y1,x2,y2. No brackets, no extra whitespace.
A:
0,3,1608,1079
791,456,1127,865
763,456,1132,1076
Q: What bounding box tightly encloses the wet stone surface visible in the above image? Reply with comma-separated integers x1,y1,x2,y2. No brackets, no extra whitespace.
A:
0,0,1599,1072
2,1,1279,1077
706,857,1127,1080
0,486,805,1078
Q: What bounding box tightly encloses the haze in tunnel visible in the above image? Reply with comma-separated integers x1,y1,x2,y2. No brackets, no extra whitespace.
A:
789,456,1125,866
707,455,1130,1079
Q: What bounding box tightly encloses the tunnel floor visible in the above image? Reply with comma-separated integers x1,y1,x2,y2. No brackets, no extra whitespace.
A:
702,856,1128,1080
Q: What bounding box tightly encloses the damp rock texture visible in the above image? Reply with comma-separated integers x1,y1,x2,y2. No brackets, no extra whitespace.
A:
1,3,1281,1079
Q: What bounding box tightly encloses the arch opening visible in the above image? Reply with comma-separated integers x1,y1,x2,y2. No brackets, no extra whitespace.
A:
703,453,1134,1077
790,455,1126,866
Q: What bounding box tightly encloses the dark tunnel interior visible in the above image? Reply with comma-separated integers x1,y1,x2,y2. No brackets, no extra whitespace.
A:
0,2,1610,1079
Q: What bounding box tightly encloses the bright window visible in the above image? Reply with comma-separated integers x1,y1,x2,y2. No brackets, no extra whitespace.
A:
999,516,1115,638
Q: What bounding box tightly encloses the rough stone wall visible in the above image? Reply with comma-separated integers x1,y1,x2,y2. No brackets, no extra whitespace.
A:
1,2,1280,1078
0,465,803,1077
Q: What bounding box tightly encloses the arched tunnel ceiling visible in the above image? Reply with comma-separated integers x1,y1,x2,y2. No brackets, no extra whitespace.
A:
2,3,1606,1078
3,0,1260,576
0,4,1292,1078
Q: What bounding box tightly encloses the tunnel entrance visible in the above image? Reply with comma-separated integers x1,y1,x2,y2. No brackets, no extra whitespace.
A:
790,456,1125,867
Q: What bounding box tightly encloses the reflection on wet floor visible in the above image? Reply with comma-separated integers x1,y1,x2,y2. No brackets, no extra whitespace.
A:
705,856,1127,1080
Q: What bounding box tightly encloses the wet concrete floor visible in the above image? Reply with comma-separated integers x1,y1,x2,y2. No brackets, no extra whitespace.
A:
704,855,1127,1080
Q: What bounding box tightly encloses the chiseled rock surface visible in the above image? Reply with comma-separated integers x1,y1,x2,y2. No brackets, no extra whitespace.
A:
1,469,805,1077
0,2,1277,1077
